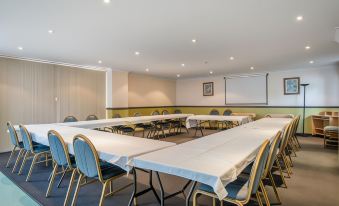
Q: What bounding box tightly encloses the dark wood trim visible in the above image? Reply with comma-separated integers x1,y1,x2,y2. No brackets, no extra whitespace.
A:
106,105,339,110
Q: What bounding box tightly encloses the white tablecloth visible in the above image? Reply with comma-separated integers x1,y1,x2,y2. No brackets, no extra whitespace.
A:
24,124,176,171
58,114,193,129
186,115,251,128
128,118,291,200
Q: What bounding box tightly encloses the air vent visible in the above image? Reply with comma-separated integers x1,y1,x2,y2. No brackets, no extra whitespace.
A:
335,27,339,43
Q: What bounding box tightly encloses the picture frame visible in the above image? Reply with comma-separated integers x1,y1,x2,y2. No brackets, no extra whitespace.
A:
203,82,214,96
283,77,300,95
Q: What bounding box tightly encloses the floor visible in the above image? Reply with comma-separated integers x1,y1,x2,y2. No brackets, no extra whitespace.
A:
0,128,338,206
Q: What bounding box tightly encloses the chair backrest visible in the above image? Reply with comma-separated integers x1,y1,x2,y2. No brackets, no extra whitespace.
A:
63,116,78,123
134,112,141,117
73,134,102,180
174,109,182,114
151,110,160,115
162,110,169,115
279,121,293,152
209,109,219,115
291,115,300,135
265,114,294,118
48,130,72,167
113,114,121,118
86,114,98,121
7,122,20,147
223,109,232,116
19,125,34,151
248,140,270,195
263,131,282,177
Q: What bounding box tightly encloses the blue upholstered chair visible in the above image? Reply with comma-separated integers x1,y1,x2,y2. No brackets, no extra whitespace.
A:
149,110,171,139
324,126,339,148
86,114,98,121
110,113,135,135
66,134,129,206
6,122,25,173
193,140,271,206
46,130,76,198
208,109,220,129
174,109,182,114
133,112,152,138
18,125,51,182
63,116,78,123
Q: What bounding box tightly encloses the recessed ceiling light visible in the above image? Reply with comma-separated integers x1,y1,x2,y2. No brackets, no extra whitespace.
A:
305,46,311,50
229,56,235,60
250,66,254,70
309,60,314,64
103,0,110,3
135,51,140,56
177,74,181,78
48,30,54,34
17,46,23,50
296,15,303,21
145,68,149,72
181,63,185,67
209,71,213,74
191,39,197,43
98,60,102,64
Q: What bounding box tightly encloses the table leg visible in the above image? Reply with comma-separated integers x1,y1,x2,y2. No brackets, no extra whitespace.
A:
186,181,197,206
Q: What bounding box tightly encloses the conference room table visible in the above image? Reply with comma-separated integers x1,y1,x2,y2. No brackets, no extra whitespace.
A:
185,115,252,129
128,117,292,205
22,124,175,171
58,114,194,129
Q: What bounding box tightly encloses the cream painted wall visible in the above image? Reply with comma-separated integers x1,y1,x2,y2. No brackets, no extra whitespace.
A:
128,73,176,107
111,71,129,108
176,65,339,106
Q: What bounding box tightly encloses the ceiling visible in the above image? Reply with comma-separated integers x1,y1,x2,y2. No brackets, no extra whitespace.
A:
1,0,339,78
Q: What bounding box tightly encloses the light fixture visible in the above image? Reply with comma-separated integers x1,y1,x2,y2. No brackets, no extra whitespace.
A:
17,46,23,50
209,71,213,75
305,45,311,50
296,15,303,21
229,56,235,60
250,66,254,70
98,60,102,64
145,68,149,72
177,74,181,77
309,60,314,64
191,39,197,43
103,0,110,3
48,30,54,34
135,51,140,56
181,63,185,67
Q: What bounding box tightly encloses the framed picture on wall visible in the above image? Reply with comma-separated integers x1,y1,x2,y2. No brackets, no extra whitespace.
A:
203,82,214,96
283,77,300,95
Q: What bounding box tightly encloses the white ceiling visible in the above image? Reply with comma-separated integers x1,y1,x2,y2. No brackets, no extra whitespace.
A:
1,0,339,78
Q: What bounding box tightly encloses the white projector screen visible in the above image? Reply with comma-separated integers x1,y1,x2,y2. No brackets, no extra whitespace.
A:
225,74,268,105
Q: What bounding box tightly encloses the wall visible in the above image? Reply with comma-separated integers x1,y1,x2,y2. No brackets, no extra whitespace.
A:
177,65,339,106
0,57,106,152
128,73,176,107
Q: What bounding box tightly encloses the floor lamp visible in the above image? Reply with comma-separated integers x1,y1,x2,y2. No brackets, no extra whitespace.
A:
300,83,309,136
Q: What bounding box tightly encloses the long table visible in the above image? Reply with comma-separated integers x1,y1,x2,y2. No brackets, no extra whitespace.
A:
58,114,193,129
128,118,292,204
185,115,251,128
24,124,176,171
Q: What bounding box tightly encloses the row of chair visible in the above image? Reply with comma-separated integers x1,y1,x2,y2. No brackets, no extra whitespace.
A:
193,115,301,206
63,114,99,123
6,122,129,206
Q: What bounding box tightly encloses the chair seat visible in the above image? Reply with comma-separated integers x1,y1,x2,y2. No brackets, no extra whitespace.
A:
120,126,134,133
136,124,152,129
32,143,50,153
99,162,126,180
197,177,249,200
324,126,339,133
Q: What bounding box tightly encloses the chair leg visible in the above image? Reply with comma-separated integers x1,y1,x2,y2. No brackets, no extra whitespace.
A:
46,164,58,197
71,173,83,206
26,153,40,181
18,151,29,175
268,171,281,204
6,146,17,168
64,169,77,206
45,153,49,167
256,192,264,206
260,181,270,206
12,149,24,173
279,154,291,177
57,167,68,188
275,159,288,188
99,181,109,206
193,191,199,206
212,197,216,206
